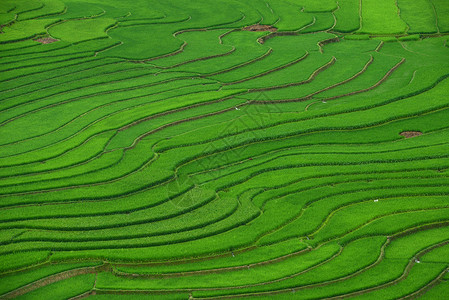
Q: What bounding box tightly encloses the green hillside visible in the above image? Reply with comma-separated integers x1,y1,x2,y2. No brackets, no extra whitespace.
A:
0,0,449,298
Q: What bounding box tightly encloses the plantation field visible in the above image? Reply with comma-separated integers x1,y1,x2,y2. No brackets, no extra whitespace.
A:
0,0,449,298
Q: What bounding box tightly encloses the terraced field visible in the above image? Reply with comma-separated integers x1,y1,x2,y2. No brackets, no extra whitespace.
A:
1,0,449,298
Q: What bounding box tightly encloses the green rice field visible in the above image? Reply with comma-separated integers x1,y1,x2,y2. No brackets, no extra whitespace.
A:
1,0,449,298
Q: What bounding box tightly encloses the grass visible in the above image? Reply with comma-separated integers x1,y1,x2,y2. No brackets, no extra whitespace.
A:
0,0,448,298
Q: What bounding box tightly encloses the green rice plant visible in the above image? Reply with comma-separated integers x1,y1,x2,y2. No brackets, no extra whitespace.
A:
248,227,449,299
14,273,95,300
387,226,449,260
104,93,242,150
344,34,370,40
223,52,333,90
397,0,438,34
249,258,408,299
431,0,449,32
299,12,335,33
359,0,408,34
17,0,66,21
0,13,16,27
90,294,190,300
0,251,50,274
0,55,108,83
0,180,196,222
1,54,123,91
259,185,449,246
0,193,235,245
0,131,118,178
302,0,338,13
94,0,164,21
333,0,360,32
96,243,340,290
355,262,447,299
421,243,449,263
0,19,56,43
116,239,307,275
0,69,198,125
243,0,278,25
0,87,243,167
0,139,153,194
310,196,449,245
172,30,269,75
240,53,374,100
150,30,233,68
0,195,257,258
266,0,313,31
420,280,449,299
371,36,397,42
57,1,105,19
156,76,449,158
1,0,44,17
339,208,449,245
0,62,146,109
398,34,420,41
101,24,185,60
192,236,385,297
0,0,448,296
0,2,16,14
186,136,449,192
0,261,100,295
210,33,332,83
315,53,404,98
1,81,216,157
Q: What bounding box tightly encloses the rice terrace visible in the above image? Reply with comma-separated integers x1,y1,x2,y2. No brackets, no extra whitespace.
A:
1,0,449,298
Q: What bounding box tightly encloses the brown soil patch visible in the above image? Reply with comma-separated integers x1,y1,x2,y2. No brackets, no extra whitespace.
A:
400,131,423,138
242,25,277,32
34,37,59,44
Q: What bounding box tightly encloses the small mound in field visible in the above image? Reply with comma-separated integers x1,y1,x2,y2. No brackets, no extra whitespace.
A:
400,131,422,138
242,25,277,32
34,37,59,44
